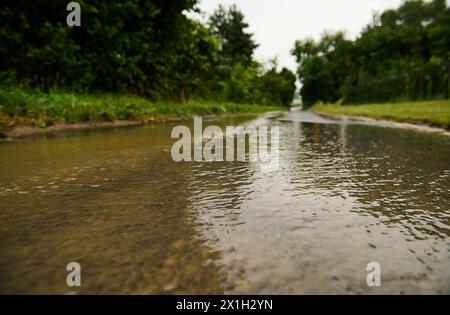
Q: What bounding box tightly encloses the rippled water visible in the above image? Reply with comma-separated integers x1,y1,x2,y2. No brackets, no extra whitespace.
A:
0,111,449,294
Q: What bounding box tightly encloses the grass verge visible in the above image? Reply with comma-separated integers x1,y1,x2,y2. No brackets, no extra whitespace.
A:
0,87,285,138
309,100,450,130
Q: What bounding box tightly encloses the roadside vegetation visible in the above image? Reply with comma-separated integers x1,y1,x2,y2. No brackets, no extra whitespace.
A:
292,0,450,106
293,0,450,130
0,2,296,106
1,1,449,138
0,2,295,138
309,100,450,129
0,87,283,138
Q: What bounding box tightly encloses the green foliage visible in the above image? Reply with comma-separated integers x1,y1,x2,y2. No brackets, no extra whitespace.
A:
209,4,258,69
278,68,297,106
164,19,220,101
225,63,259,103
0,2,295,108
258,66,297,106
0,87,283,130
310,100,450,129
207,4,296,106
292,0,450,106
223,61,296,106
0,0,214,98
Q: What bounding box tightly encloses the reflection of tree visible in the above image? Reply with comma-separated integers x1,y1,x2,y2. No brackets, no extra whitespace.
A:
185,115,269,237
283,121,450,240
185,137,260,291
0,125,224,294
338,125,450,239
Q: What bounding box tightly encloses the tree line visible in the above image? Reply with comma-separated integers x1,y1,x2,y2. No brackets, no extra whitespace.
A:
292,0,450,106
0,0,296,106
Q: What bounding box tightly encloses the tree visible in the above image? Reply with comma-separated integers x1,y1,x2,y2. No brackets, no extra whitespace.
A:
169,20,220,102
0,1,297,106
291,0,450,105
0,0,200,97
209,4,258,70
279,68,297,106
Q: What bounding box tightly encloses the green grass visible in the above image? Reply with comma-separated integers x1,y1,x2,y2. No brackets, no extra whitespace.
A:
0,87,284,137
310,100,450,129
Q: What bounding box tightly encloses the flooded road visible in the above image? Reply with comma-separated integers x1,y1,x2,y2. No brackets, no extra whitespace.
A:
0,110,449,294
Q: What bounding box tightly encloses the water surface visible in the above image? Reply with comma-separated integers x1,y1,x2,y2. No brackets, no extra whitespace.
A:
0,111,449,294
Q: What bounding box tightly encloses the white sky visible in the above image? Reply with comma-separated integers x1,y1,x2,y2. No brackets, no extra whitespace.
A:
188,0,409,71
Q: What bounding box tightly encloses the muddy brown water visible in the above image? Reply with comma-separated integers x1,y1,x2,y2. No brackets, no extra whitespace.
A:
0,111,449,294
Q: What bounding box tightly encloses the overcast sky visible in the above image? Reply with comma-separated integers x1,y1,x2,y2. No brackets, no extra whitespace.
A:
188,0,411,71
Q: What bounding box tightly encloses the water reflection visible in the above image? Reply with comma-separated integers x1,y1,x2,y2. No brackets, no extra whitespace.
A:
0,112,449,294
